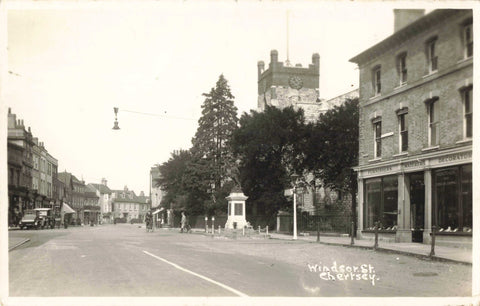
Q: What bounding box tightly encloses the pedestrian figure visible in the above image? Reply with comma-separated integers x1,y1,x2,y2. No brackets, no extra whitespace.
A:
181,211,186,233
145,210,153,232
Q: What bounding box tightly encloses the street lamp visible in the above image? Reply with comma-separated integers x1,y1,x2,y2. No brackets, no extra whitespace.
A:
112,107,120,130
291,173,299,240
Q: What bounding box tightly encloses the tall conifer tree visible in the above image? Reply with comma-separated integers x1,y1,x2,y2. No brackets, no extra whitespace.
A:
191,74,239,211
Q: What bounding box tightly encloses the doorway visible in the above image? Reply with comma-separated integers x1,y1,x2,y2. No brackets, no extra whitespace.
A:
409,172,425,243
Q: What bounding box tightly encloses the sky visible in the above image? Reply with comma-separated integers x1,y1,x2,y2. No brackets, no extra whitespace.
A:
2,1,466,195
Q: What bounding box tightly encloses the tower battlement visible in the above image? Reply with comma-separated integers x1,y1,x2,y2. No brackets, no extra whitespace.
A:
258,50,319,95
257,50,320,120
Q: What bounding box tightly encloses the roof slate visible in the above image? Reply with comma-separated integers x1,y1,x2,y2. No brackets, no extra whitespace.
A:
90,183,112,194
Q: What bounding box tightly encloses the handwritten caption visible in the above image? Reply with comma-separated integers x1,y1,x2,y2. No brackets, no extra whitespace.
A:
307,261,379,286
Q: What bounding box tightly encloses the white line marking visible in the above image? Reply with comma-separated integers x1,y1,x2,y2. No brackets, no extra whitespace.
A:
142,250,248,297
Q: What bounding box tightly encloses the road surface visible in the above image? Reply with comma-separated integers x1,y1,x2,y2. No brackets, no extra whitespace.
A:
8,224,472,297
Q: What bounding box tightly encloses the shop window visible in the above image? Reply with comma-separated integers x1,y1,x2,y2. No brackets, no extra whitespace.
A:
461,165,472,230
397,53,407,85
434,165,472,233
427,97,439,146
364,176,398,230
462,86,473,139
463,22,473,59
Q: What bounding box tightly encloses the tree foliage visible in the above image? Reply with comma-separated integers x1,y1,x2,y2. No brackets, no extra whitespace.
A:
157,75,239,216
231,105,308,216
308,98,359,192
190,75,239,208
306,98,359,229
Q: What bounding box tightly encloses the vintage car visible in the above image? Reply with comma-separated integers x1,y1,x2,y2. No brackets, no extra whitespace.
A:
18,211,38,230
33,208,55,229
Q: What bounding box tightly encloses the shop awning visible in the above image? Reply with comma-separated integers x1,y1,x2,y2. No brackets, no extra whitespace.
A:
61,203,75,214
152,208,164,214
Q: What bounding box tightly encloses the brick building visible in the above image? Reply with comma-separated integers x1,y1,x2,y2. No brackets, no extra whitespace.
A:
350,9,472,246
7,108,61,226
112,186,150,222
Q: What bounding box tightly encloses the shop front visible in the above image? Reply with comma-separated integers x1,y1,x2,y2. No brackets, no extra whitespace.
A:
84,206,101,225
356,147,472,246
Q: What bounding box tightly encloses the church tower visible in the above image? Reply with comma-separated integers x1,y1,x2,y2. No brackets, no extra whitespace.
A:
257,50,321,122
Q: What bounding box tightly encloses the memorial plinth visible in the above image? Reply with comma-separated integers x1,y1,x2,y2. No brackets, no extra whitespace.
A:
225,187,248,229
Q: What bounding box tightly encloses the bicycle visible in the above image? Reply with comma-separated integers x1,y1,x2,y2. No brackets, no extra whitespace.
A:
180,223,192,233
146,219,154,232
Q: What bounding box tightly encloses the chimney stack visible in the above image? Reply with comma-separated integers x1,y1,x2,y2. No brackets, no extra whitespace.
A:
270,50,278,64
394,9,425,32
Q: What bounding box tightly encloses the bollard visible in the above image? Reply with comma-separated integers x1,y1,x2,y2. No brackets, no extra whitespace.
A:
374,221,379,250
430,225,436,257
205,216,208,233
212,217,215,235
258,226,261,235
218,225,221,234
350,221,355,245
242,226,245,236
317,220,320,242
266,226,269,237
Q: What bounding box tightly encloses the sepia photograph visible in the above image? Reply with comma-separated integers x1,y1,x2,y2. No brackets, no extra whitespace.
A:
1,1,478,305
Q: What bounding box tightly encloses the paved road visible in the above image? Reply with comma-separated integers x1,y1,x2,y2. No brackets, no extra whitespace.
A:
9,224,472,297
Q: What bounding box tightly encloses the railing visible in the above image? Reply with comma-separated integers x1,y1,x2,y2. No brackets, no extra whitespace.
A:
298,213,352,234
172,215,276,229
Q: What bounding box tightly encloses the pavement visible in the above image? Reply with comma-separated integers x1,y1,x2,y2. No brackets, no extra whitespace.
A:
267,232,472,265
183,227,472,265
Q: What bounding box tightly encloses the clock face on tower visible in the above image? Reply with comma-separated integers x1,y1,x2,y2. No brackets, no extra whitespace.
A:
288,76,303,90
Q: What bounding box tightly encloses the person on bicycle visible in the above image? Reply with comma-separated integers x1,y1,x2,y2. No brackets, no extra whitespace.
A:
145,211,153,231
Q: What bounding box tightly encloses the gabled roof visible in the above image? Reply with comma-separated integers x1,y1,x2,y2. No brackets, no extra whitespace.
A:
349,10,464,65
58,172,73,188
71,175,84,185
85,191,99,199
136,195,150,204
89,183,112,195
111,189,137,202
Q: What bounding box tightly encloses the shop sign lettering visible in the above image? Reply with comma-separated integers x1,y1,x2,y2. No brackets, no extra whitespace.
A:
438,152,471,164
403,160,425,168
367,166,392,175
